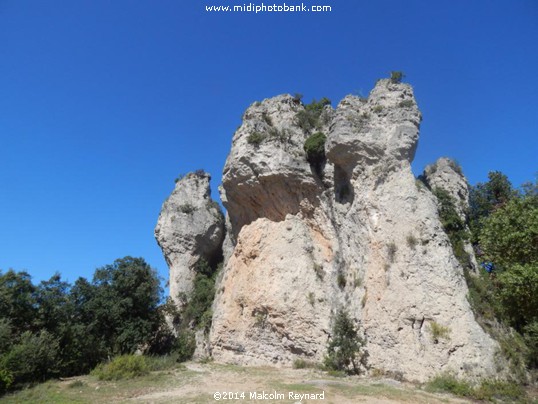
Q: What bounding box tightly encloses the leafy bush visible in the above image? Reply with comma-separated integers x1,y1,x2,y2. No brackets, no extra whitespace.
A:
91,355,149,381
1,331,60,385
479,196,538,268
324,310,367,375
295,98,331,132
303,132,327,168
390,71,405,83
179,203,196,214
247,131,266,146
0,368,13,394
174,330,196,363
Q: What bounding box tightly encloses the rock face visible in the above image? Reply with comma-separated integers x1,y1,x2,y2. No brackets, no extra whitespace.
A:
155,172,224,306
208,80,499,382
423,157,469,222
423,157,479,272
157,79,503,382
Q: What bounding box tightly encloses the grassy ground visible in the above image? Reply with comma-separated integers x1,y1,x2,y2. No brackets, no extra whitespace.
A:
0,362,521,404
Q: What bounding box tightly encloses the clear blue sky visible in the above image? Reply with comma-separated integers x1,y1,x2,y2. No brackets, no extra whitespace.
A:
1,0,537,286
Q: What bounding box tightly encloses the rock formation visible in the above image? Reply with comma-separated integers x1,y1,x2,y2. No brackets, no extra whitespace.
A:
423,157,479,272
155,171,224,306
157,79,503,382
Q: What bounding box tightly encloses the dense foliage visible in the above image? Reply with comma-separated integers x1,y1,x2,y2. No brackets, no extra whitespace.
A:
303,132,327,173
0,257,170,393
295,97,331,133
435,171,538,374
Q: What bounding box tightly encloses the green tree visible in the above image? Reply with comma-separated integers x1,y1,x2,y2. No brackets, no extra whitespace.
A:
469,171,515,243
324,310,367,374
0,331,60,384
479,196,538,268
0,270,37,335
87,257,164,356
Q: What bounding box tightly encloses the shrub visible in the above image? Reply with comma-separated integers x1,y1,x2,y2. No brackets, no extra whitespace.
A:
247,131,266,146
179,203,196,214
292,93,303,104
0,368,13,394
426,373,473,397
174,330,196,362
1,330,60,385
91,355,149,381
295,98,331,132
293,358,318,369
398,100,414,108
194,169,206,177
390,71,405,83
324,310,367,375
183,271,215,328
429,321,451,343
303,132,327,168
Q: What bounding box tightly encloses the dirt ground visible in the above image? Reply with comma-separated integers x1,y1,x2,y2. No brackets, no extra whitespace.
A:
129,363,471,404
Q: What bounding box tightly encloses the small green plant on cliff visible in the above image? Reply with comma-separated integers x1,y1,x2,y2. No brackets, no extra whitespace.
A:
179,203,196,214
303,131,327,168
247,131,266,146
324,310,367,375
398,100,414,108
429,321,451,343
432,188,470,268
295,97,331,132
372,105,383,113
390,71,405,83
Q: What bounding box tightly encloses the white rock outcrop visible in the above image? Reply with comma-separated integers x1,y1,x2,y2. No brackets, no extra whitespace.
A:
208,80,499,382
157,80,503,382
423,157,479,272
155,172,224,306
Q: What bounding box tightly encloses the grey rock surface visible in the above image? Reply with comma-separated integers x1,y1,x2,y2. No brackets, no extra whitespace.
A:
423,157,479,272
208,80,500,382
155,172,224,306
